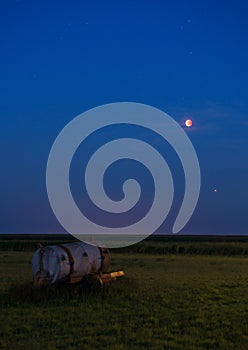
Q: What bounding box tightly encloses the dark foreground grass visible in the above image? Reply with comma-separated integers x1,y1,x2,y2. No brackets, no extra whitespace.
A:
1,251,248,349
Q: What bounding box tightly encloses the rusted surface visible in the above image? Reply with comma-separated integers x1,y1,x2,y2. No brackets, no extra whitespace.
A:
58,245,74,282
32,241,112,287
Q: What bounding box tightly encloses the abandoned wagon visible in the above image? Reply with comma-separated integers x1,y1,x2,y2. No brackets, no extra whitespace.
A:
32,241,123,287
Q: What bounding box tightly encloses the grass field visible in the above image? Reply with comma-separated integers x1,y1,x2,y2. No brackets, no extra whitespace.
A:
1,238,248,349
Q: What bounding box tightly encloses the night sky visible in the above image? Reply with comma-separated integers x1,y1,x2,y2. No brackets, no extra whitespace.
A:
1,0,247,235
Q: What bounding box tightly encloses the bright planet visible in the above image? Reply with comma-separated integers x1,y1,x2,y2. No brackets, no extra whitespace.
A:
185,119,193,127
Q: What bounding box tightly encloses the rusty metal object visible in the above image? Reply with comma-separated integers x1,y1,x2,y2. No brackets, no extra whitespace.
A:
32,241,123,287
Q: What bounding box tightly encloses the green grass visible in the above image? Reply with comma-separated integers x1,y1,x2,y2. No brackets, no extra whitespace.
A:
1,247,248,349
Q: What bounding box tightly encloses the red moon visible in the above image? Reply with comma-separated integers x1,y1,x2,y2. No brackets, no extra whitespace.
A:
185,119,193,127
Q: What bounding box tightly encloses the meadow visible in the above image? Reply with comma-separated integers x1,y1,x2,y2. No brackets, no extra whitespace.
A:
0,236,248,349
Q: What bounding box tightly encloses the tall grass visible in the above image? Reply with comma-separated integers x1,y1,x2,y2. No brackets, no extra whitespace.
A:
2,235,248,256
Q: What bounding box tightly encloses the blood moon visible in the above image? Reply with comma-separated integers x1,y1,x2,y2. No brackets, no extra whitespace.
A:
185,119,193,127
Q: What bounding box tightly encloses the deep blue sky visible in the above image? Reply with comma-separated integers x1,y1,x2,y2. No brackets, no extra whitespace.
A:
1,0,247,234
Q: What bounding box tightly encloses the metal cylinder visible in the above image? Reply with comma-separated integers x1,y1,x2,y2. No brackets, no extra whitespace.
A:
32,241,111,286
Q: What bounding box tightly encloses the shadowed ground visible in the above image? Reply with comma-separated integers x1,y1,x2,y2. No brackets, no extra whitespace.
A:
0,240,248,349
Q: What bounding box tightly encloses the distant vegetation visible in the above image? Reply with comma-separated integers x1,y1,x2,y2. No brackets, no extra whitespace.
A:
1,234,248,256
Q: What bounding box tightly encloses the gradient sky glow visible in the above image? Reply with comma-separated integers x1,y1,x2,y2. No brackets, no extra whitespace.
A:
0,0,248,235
